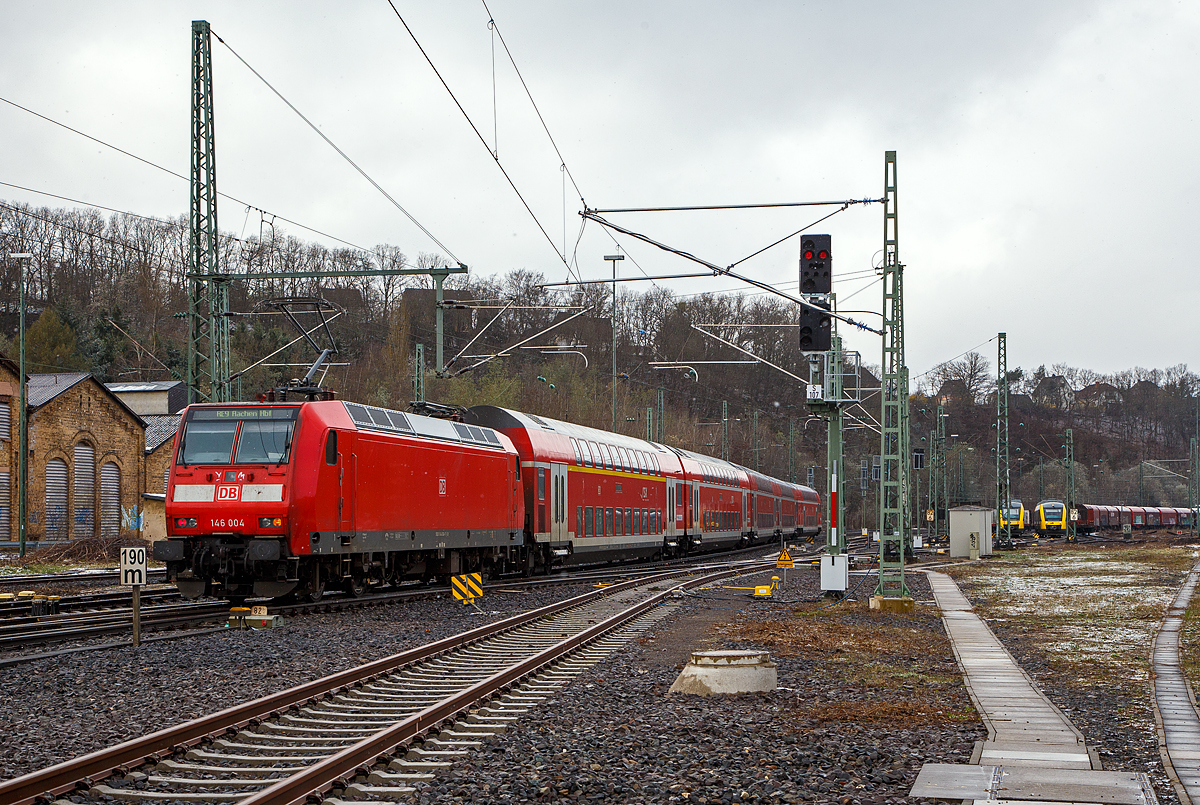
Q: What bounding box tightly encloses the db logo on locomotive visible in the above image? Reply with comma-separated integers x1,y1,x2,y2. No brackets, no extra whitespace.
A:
216,485,241,501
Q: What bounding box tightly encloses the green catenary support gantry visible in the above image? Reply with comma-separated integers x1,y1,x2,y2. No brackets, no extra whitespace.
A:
996,333,1012,548
876,151,910,598
187,20,228,404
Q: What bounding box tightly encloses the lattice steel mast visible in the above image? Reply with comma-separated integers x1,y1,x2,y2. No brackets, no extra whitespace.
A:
876,151,910,598
187,20,229,404
996,333,1012,548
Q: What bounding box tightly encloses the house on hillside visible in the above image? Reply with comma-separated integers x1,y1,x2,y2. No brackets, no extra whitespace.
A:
1032,376,1074,410
1076,382,1122,414
936,379,971,407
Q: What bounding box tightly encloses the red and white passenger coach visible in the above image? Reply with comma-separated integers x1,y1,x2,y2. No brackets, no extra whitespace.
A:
156,400,821,600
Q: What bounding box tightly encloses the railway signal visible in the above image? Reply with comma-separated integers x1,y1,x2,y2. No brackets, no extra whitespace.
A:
800,235,832,294
798,299,832,351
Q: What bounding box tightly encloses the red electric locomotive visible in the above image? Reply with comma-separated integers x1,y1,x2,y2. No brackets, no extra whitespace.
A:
156,400,524,600
156,398,822,599
465,406,821,568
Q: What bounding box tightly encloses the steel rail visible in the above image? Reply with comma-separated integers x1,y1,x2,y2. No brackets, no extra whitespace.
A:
0,566,720,805
0,569,167,588
237,564,756,805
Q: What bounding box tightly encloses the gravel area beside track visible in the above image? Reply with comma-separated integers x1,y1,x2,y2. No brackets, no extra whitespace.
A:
16,558,1164,805
0,582,598,780
403,566,985,804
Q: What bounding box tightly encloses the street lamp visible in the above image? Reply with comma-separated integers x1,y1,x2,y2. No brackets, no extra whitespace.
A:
9,251,32,557
604,254,624,431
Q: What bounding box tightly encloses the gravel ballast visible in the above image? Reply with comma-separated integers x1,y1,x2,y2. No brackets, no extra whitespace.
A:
3,554,1175,804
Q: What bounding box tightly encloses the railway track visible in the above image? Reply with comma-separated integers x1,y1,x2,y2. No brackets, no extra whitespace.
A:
0,562,764,805
0,542,808,657
0,568,167,589
0,588,182,618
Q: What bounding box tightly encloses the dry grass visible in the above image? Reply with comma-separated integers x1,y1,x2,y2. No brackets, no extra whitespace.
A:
732,605,942,660
0,535,146,568
807,699,974,726
946,543,1196,686
722,603,978,729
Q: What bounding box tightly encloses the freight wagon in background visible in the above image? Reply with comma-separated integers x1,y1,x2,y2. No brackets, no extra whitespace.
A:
1073,503,1193,534
156,400,821,601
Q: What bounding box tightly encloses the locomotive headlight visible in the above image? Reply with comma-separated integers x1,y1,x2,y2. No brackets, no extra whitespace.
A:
259,517,284,528
175,518,197,528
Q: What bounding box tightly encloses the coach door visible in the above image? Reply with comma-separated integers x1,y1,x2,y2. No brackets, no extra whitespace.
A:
665,483,675,538
551,463,568,542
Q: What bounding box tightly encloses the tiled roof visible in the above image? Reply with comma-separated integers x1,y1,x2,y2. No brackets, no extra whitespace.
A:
144,414,182,453
27,373,90,408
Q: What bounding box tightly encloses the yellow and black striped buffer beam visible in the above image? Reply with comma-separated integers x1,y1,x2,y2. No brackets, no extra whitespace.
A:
452,573,483,601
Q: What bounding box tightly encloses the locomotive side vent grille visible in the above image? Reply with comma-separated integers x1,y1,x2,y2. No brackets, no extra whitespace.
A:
344,402,414,436
345,401,503,449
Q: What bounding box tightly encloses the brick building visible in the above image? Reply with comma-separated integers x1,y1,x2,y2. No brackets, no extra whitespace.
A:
24,373,145,542
143,415,181,496
0,357,18,542
107,380,186,417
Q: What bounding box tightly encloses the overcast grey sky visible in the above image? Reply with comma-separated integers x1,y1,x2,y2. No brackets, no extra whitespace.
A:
1,1,1196,382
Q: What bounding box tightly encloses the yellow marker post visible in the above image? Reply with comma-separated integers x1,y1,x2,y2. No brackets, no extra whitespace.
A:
451,572,483,605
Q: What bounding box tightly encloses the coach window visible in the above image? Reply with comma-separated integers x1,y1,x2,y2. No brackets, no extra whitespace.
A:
605,507,613,537
623,507,631,535
604,445,615,470
570,438,582,465
538,468,546,501
616,447,628,472
576,506,583,537
325,431,337,465
615,507,623,535
651,454,660,476
585,506,594,537
587,441,599,468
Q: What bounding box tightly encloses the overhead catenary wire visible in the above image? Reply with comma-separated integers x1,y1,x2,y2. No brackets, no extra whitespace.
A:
382,2,579,282
581,209,883,336
209,29,463,267
0,95,371,254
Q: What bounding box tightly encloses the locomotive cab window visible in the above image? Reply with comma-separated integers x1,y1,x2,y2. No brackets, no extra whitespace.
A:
235,420,294,464
179,406,298,465
180,420,238,464
325,431,337,465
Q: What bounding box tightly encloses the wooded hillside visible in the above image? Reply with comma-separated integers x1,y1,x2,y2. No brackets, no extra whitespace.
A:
2,199,1195,530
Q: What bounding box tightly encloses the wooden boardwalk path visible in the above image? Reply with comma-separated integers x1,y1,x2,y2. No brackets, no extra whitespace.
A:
1152,561,1200,804
911,569,1158,804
